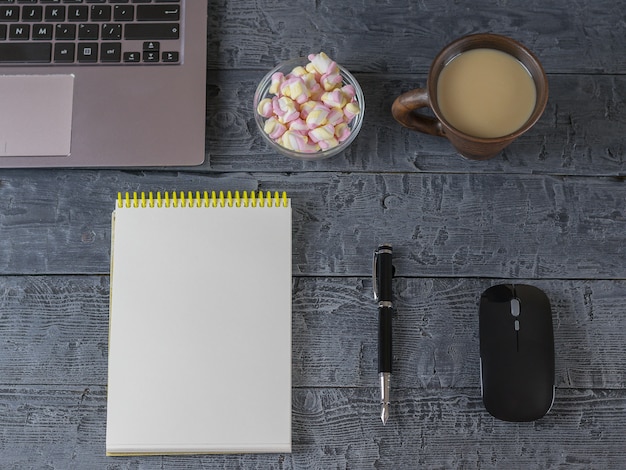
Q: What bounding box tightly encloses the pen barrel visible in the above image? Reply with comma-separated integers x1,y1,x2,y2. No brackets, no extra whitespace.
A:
378,305,393,373
376,249,394,301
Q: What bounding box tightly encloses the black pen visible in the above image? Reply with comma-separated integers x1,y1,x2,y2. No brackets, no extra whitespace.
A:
373,244,394,425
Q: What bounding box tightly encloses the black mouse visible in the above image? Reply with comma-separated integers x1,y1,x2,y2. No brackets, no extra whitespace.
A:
479,284,555,422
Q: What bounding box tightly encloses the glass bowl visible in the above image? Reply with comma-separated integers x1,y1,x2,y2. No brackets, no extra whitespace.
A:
253,57,365,160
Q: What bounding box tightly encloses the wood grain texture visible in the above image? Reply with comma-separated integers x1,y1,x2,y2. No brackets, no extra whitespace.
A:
0,172,624,277
207,0,626,75
294,277,626,390
2,276,625,391
0,387,624,469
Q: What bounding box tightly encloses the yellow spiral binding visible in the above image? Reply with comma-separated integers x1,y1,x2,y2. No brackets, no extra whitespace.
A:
117,191,289,208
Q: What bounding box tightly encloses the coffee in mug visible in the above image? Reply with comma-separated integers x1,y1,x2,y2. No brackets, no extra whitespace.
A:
437,48,536,139
391,34,548,160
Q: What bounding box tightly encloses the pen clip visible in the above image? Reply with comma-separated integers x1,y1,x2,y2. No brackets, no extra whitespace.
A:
373,249,380,301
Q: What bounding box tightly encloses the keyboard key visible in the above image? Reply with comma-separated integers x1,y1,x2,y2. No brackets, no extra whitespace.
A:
143,50,158,62
101,42,121,62
78,22,98,39
8,23,29,39
101,22,121,39
44,5,65,21
0,6,19,21
54,42,75,62
162,51,178,62
67,5,88,21
32,23,53,40
90,4,110,21
123,50,140,62
113,4,133,20
136,5,180,21
55,23,76,39
22,6,42,21
143,40,158,52
124,22,178,40
77,42,97,62
0,42,51,62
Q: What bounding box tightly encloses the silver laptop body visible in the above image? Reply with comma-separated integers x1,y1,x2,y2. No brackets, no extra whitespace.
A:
0,0,207,168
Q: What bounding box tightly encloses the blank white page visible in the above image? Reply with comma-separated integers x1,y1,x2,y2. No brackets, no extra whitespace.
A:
106,194,292,455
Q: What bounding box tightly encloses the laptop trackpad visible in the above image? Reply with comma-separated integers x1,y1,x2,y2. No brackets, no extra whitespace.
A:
0,74,74,157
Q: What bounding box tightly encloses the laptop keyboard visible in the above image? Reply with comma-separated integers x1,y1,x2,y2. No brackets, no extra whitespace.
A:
0,0,183,65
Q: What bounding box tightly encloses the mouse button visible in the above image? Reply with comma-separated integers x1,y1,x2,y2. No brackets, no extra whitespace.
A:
510,298,521,317
517,285,551,310
482,284,514,302
480,293,516,319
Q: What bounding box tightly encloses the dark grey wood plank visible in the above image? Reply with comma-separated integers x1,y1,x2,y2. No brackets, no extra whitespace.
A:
206,72,626,175
2,276,625,391
0,276,109,386
208,0,626,74
0,171,624,278
282,172,626,278
294,277,626,391
0,386,624,469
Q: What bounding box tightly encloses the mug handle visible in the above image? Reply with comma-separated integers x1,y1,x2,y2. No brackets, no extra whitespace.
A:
391,89,446,137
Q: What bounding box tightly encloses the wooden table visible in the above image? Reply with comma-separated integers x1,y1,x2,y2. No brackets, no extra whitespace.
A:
1,0,625,467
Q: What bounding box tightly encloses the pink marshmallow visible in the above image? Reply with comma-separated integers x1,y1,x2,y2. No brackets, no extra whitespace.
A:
307,52,339,75
321,72,343,91
289,66,308,77
256,98,273,118
308,123,335,143
318,137,339,150
288,118,308,134
280,76,310,104
280,130,318,153
327,108,345,126
269,72,284,95
273,96,299,123
263,117,287,140
305,103,331,129
299,100,317,119
321,89,347,108
340,84,356,100
343,101,361,121
335,122,351,142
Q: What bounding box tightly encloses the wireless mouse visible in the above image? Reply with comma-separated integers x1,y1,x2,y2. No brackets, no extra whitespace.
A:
479,284,555,422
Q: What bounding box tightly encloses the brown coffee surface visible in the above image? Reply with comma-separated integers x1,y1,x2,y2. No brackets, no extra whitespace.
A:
437,48,537,138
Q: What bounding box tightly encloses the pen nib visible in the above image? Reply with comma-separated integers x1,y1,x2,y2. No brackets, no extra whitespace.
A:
381,403,389,425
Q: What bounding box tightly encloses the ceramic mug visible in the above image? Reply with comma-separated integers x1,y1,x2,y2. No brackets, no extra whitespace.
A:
391,33,549,160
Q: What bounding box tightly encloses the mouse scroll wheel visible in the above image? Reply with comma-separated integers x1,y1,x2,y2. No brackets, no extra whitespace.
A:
510,298,521,317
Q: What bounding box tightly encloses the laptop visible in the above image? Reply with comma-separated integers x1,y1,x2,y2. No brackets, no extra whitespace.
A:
0,0,207,168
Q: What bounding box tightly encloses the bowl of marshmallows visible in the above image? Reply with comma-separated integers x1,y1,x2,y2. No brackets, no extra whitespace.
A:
254,52,365,160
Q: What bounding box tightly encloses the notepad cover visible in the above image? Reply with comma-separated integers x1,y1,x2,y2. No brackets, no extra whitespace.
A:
106,192,292,455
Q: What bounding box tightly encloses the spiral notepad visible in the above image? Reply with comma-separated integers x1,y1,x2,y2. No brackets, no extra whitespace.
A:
106,191,292,455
